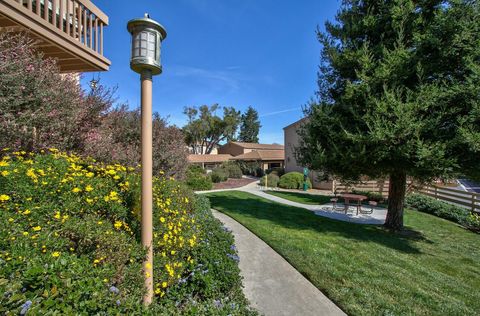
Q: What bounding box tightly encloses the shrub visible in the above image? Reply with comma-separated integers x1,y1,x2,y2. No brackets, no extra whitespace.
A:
0,33,188,179
211,168,228,183
266,167,285,177
260,174,280,188
278,172,311,190
405,193,479,232
0,150,254,313
236,161,264,177
185,165,212,190
221,162,243,179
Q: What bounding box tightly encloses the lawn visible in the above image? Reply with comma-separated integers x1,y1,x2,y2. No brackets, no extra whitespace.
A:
265,190,333,205
266,190,388,208
205,191,480,316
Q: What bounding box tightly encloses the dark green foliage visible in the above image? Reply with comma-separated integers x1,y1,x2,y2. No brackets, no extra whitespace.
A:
238,106,261,143
221,161,243,179
236,161,264,177
405,193,479,232
298,0,480,229
266,167,285,177
260,174,280,188
211,168,228,183
185,165,213,190
278,172,312,190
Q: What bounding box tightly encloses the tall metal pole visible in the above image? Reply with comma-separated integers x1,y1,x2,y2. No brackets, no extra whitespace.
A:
141,69,154,305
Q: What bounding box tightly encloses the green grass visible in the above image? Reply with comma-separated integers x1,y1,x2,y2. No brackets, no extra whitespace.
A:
265,190,333,205
266,190,387,208
205,191,480,316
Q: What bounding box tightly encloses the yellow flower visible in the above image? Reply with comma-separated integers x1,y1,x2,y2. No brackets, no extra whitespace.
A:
0,161,9,167
114,221,122,229
162,281,168,288
72,187,82,193
85,185,93,192
0,194,11,202
86,172,94,178
160,217,166,223
23,232,29,236
86,198,94,204
52,252,60,258
32,226,42,231
1,170,9,176
97,221,103,225
54,212,61,219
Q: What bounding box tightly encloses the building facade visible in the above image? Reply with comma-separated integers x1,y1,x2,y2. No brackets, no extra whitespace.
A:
189,141,285,171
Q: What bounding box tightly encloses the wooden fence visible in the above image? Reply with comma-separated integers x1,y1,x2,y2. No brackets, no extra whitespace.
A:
418,185,480,214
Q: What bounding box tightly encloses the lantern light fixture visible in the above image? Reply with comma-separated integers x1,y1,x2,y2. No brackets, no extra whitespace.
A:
127,13,167,76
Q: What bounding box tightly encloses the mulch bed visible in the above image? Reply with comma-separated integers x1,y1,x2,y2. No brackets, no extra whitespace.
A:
213,178,258,190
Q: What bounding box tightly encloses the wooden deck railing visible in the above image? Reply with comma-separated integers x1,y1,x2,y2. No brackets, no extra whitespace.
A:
14,0,107,57
418,185,480,214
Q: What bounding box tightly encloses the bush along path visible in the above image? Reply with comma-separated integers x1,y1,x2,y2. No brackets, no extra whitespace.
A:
0,149,256,315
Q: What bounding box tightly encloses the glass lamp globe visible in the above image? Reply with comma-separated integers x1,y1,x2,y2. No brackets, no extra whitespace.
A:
127,14,167,75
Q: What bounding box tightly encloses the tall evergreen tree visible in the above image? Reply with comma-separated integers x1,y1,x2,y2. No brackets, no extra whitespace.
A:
239,106,261,143
297,0,480,230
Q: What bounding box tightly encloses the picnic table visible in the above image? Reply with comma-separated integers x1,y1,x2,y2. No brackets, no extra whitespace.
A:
340,193,368,215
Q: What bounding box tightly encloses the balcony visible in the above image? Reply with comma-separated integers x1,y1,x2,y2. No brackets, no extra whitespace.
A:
0,0,110,72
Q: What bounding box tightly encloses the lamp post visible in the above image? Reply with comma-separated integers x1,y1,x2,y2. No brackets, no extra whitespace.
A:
127,13,167,305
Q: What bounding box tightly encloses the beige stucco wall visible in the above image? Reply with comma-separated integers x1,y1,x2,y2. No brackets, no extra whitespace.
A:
284,118,334,191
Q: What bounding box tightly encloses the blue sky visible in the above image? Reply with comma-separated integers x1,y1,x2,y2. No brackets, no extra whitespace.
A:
84,0,340,144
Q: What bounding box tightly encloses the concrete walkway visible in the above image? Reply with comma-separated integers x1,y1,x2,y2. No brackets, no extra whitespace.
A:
199,181,387,225
212,209,346,316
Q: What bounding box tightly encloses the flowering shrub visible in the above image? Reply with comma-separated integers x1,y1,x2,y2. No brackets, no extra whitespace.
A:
0,149,254,314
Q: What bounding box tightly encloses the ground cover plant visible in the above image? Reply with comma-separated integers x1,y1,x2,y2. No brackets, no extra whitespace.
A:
206,191,480,316
406,193,480,233
0,150,253,314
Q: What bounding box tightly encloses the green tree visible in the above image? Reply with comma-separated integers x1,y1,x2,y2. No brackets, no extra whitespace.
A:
297,0,480,230
238,106,261,143
183,104,241,154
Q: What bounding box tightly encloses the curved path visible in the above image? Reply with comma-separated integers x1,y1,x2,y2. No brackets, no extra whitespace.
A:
212,209,346,316
199,181,387,225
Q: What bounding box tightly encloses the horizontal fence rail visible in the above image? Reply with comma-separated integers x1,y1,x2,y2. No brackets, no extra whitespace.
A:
14,0,107,56
418,185,480,214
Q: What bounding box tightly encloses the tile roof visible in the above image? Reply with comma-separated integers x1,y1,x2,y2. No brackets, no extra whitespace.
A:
187,154,233,163
231,150,285,161
229,142,284,150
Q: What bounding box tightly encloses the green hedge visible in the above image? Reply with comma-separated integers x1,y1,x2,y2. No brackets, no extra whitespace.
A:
0,151,255,314
260,174,280,188
185,165,213,190
278,172,311,190
405,193,480,233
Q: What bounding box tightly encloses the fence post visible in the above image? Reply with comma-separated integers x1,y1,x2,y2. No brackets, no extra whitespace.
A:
472,192,477,213
434,186,438,200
